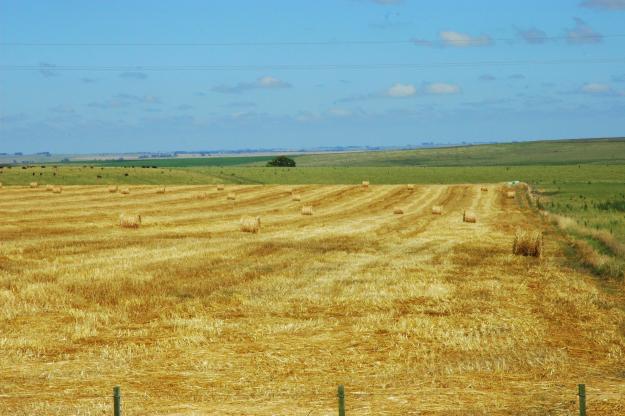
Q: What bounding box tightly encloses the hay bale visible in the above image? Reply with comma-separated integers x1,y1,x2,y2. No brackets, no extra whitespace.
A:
463,211,477,223
481,187,488,192
195,192,209,200
217,184,225,191
45,184,54,191
393,207,404,215
292,194,301,202
108,185,118,193
120,188,130,195
407,185,415,190
119,213,141,229
301,205,314,216
240,216,261,233
506,191,516,199
432,206,442,215
227,192,236,200
52,186,62,194
156,186,166,194
362,181,370,189
29,182,39,188
513,229,543,258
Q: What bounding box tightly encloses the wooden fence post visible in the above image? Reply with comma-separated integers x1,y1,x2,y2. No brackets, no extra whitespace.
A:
338,385,345,416
113,385,121,416
578,384,586,416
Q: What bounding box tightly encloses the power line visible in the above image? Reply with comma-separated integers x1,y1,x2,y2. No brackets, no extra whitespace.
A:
0,34,623,47
1,58,624,72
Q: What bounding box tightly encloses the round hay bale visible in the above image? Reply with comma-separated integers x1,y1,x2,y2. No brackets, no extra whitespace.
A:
29,182,39,188
156,186,166,194
506,191,516,199
227,192,236,200
240,216,261,233
301,205,314,216
393,207,404,215
407,185,415,190
108,185,118,193
432,206,442,215
45,184,54,191
217,184,225,191
362,180,370,189
481,187,488,192
52,186,62,194
292,194,301,202
119,213,141,228
120,188,131,195
513,229,543,258
463,211,477,223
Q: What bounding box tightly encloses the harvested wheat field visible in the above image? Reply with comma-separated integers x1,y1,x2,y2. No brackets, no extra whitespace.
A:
1,184,624,415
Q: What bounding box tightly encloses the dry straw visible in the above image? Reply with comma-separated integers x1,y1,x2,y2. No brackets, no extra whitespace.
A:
513,229,543,258
156,186,166,194
227,192,236,200
119,214,141,229
463,211,477,223
301,205,314,216
432,206,442,215
120,188,131,195
292,194,301,202
52,186,62,194
393,207,404,215
240,216,261,233
108,185,118,193
217,184,225,191
362,181,370,189
506,191,516,199
29,182,39,188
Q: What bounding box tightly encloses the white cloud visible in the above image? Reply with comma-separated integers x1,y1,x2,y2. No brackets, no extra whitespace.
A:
425,83,461,95
387,83,417,97
327,108,353,117
580,0,625,10
440,31,492,47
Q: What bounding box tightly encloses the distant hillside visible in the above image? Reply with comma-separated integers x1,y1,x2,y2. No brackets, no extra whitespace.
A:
292,138,625,167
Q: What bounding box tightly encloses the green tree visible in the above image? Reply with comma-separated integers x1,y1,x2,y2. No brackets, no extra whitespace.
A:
266,156,296,167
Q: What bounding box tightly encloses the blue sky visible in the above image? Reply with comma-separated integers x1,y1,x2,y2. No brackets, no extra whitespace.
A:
1,0,624,153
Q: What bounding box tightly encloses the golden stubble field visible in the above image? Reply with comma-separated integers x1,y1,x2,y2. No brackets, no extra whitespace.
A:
1,184,624,415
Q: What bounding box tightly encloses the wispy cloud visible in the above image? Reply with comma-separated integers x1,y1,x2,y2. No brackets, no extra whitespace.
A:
387,83,417,97
81,77,97,84
479,74,496,82
516,27,549,44
566,18,603,44
579,82,623,96
49,105,75,114
119,71,148,80
441,31,492,47
38,62,58,77
509,74,526,80
212,76,291,94
425,83,461,94
88,93,161,109
580,0,625,10
412,31,492,47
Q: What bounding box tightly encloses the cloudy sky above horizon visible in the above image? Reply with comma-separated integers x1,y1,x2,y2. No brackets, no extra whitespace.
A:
1,0,624,153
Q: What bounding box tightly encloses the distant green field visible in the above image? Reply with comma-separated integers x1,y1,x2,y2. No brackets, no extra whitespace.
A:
84,155,274,168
